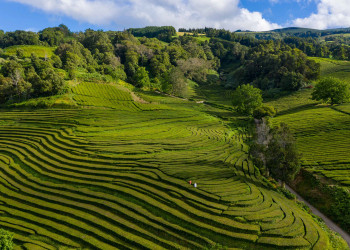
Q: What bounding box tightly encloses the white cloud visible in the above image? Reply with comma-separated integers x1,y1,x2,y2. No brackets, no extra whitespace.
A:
8,0,281,31
292,0,350,29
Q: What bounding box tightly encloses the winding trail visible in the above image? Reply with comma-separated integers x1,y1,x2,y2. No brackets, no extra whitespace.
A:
285,184,350,248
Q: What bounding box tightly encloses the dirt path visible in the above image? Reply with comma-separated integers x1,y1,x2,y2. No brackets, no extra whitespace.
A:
285,184,350,247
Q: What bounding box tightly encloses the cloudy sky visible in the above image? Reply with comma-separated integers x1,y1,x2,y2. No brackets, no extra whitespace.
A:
0,0,349,32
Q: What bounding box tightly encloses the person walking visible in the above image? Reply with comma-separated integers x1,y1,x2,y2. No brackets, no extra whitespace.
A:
194,183,197,188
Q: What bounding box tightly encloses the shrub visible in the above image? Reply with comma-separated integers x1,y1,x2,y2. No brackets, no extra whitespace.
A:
0,229,13,250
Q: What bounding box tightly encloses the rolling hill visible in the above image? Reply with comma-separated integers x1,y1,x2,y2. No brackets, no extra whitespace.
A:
0,82,345,249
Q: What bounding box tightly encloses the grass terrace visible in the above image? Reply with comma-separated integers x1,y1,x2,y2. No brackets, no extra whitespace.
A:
0,82,346,249
3,45,56,58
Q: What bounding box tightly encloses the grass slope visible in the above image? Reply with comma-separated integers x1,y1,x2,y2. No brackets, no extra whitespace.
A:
3,45,56,58
272,104,350,186
267,57,350,188
310,57,350,80
0,82,345,249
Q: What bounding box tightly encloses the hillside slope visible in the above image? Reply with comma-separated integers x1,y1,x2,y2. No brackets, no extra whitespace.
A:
266,57,350,236
0,83,346,249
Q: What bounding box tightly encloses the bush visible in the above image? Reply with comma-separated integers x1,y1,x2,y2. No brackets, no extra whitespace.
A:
277,187,296,200
0,229,13,250
253,105,276,119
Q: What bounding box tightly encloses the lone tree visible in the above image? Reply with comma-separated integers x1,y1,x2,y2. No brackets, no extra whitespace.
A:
232,84,263,115
266,123,302,188
312,77,350,105
250,118,272,177
0,229,13,250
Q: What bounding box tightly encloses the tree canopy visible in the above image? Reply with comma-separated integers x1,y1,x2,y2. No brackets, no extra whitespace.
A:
266,123,301,187
0,25,334,104
232,84,263,115
312,77,350,105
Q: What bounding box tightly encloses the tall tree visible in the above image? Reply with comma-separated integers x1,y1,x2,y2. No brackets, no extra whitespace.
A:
250,118,272,176
266,123,301,188
232,84,263,115
133,67,150,89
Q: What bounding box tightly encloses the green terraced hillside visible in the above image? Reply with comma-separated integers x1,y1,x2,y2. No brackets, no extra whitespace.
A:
272,104,350,186
71,82,167,111
267,57,350,188
0,83,346,249
3,45,56,58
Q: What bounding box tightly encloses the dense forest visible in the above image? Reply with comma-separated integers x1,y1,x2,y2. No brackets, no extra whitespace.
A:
0,25,349,104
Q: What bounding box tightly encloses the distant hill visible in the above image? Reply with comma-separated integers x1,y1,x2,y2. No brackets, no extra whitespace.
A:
235,26,350,39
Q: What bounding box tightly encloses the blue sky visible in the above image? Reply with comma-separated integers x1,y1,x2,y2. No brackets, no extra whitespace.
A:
240,0,318,25
0,0,349,32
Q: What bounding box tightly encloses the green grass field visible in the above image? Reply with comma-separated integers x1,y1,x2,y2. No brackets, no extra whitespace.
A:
3,45,56,58
0,81,346,249
310,57,350,80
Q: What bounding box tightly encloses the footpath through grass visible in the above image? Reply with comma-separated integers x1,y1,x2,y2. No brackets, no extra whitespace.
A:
266,57,350,236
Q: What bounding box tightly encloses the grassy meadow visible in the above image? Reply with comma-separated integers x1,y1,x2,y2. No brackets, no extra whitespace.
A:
310,57,350,80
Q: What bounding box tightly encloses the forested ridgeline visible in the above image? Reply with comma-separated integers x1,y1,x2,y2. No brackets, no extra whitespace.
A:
0,25,326,105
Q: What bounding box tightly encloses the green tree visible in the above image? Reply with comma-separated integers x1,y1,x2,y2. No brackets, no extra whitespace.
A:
168,68,188,97
250,118,271,177
50,54,63,68
125,50,139,78
177,58,212,83
81,29,113,54
266,123,301,188
16,48,25,59
0,75,13,103
312,77,350,105
133,67,150,89
40,27,64,46
253,105,276,120
0,229,13,250
232,84,263,115
280,71,305,91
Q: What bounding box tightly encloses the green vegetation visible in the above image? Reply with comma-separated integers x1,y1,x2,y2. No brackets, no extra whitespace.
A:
232,84,263,115
312,77,350,105
2,45,55,59
268,58,350,234
266,123,302,187
253,105,276,119
0,25,349,249
0,229,13,250
311,57,350,80
128,26,176,42
272,106,350,186
0,80,344,249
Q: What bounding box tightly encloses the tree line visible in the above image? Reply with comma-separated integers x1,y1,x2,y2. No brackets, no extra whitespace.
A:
0,25,337,105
